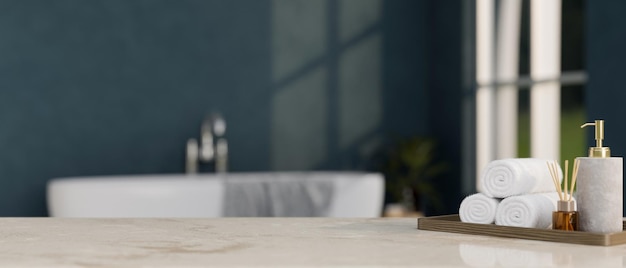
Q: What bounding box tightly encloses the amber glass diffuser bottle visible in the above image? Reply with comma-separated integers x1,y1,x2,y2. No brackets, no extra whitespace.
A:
548,159,579,231
553,200,578,231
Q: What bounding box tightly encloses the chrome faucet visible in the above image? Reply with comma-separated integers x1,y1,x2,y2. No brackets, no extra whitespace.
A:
186,114,228,174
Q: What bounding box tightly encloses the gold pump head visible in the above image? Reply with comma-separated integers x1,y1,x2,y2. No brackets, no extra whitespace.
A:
581,119,610,158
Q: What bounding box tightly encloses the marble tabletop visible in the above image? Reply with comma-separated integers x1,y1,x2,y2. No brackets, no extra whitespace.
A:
0,217,625,267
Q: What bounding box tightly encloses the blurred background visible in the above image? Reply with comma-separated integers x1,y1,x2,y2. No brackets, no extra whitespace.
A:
0,0,620,217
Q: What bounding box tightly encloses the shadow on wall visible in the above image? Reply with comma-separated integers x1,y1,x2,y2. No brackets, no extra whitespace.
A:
270,0,384,171
0,0,428,216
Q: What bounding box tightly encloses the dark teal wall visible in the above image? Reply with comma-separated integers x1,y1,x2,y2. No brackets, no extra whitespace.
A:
586,0,626,215
0,0,439,216
0,0,272,216
424,0,463,214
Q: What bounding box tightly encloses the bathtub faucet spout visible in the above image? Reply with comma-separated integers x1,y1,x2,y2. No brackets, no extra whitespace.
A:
186,113,228,174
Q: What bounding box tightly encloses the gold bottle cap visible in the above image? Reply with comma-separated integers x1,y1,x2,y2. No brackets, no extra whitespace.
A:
581,120,611,158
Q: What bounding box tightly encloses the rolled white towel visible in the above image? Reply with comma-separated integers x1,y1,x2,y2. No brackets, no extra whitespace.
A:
495,192,560,228
480,158,561,198
459,193,500,224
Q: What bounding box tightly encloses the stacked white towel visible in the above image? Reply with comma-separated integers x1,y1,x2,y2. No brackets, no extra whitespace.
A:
495,192,560,228
459,158,564,228
459,193,500,224
480,158,561,198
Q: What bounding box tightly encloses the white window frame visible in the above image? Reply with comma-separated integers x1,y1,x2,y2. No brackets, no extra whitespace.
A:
473,0,586,191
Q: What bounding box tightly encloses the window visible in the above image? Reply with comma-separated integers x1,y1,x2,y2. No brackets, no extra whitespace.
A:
473,0,585,190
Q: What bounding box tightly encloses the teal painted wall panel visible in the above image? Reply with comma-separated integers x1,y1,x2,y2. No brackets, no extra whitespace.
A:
0,0,273,215
0,0,430,216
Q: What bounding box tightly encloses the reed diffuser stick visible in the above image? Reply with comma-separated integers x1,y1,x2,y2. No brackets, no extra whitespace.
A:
547,162,558,198
564,160,569,199
547,161,563,200
549,159,579,231
568,159,579,201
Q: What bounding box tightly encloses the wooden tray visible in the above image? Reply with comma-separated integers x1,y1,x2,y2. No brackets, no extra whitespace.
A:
417,214,626,246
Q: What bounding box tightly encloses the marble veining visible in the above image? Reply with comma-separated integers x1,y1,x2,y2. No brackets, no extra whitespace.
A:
0,218,625,267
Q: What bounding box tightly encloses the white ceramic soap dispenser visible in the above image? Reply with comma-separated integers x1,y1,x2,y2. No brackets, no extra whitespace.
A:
575,120,623,233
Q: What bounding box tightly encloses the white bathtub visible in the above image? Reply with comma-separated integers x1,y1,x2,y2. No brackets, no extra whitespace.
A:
47,172,384,217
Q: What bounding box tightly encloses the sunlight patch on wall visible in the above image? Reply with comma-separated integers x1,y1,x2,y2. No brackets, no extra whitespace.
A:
271,67,328,170
339,34,382,149
272,0,327,82
339,0,381,43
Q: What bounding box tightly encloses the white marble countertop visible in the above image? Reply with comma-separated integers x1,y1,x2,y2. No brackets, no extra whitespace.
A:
1,217,626,267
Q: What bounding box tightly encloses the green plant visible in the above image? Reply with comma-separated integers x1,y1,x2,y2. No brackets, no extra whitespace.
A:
378,137,448,211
